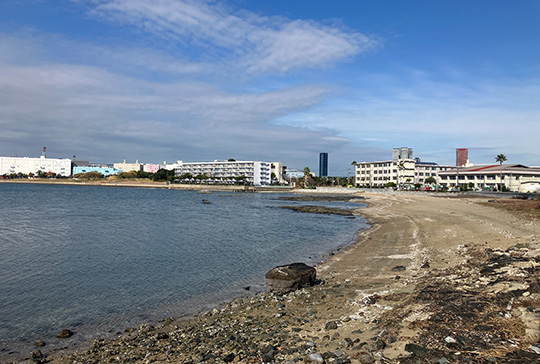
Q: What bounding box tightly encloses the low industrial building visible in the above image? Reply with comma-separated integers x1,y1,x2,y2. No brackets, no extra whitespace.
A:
73,166,122,177
174,160,272,186
0,156,72,177
438,164,540,192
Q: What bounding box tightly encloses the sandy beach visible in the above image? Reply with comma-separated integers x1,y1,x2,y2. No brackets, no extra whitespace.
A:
20,192,540,363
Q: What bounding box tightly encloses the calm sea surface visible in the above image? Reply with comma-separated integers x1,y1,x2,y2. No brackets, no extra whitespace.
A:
0,183,367,362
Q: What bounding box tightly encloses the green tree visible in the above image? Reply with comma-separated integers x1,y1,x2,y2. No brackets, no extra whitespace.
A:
152,168,175,182
178,173,193,183
136,170,153,179
234,175,247,185
118,171,138,179
75,171,104,180
495,154,507,192
303,167,312,187
425,176,437,185
228,158,236,162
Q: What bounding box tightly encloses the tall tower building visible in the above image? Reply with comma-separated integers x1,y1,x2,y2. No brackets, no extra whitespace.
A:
392,147,413,160
319,152,328,177
456,148,468,167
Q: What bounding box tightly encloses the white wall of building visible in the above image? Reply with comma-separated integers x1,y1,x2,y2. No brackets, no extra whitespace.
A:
174,160,272,186
0,156,72,177
113,160,143,172
439,165,540,192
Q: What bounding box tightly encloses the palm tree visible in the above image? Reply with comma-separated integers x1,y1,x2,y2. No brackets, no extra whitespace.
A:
303,167,311,187
495,154,507,192
349,161,357,186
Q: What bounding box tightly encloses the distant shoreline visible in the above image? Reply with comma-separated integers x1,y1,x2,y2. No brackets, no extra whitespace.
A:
0,179,369,195
0,179,295,192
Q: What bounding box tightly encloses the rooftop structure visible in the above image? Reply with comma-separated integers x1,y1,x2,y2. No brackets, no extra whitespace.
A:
392,147,413,161
456,148,468,167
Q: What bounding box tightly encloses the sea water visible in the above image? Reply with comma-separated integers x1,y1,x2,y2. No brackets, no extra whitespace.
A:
0,183,367,362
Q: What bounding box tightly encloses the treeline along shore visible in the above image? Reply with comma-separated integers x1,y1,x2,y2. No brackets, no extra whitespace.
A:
0,178,294,192
7,192,540,363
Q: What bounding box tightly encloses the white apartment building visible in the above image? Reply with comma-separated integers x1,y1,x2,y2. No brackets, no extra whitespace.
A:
355,159,414,187
0,156,72,177
174,160,272,186
439,164,540,192
355,159,452,187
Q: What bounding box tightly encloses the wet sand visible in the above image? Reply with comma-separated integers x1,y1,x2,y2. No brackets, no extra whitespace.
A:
17,192,540,363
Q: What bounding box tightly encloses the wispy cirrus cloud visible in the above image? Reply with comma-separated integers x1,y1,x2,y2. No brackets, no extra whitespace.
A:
0,48,340,163
88,0,379,74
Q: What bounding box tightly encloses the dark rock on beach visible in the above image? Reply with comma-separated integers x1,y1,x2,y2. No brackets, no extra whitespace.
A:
279,205,355,216
391,265,406,272
265,263,317,295
56,329,74,338
277,195,365,202
325,321,338,330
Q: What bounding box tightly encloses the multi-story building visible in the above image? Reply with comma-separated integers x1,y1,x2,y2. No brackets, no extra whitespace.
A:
355,159,415,187
174,160,272,186
319,152,328,177
270,162,285,184
439,164,540,192
113,160,143,172
0,156,72,177
355,158,452,187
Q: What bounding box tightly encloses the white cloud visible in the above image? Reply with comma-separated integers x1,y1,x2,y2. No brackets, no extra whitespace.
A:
0,53,344,165
88,0,379,74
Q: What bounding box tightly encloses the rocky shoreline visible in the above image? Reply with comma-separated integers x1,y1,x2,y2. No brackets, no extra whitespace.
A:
39,243,540,364
8,193,540,364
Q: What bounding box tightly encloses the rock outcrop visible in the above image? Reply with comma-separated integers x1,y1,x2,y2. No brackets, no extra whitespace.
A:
265,263,317,294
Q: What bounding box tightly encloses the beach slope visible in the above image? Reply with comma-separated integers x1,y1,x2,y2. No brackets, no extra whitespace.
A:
43,193,540,364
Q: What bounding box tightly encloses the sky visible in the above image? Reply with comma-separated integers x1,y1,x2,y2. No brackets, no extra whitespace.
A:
1,0,539,175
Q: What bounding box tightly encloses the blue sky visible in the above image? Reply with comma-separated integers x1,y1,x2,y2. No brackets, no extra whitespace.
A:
1,0,539,175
